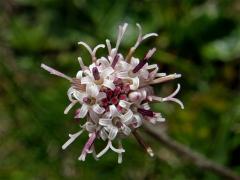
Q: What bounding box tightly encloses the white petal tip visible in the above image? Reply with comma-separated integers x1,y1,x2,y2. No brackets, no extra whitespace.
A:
175,74,182,78
147,147,154,157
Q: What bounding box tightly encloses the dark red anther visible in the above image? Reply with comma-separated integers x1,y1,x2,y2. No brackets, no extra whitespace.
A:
111,97,119,105
105,106,109,112
132,59,148,73
92,67,100,80
117,105,123,112
132,48,156,73
119,94,127,100
116,121,122,128
101,98,109,106
111,54,120,69
106,90,113,99
138,108,154,117
114,86,121,96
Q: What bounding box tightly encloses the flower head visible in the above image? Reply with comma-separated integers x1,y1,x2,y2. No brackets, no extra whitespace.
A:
41,23,184,163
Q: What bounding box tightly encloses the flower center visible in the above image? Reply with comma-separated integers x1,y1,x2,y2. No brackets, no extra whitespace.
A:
100,78,130,112
83,97,96,105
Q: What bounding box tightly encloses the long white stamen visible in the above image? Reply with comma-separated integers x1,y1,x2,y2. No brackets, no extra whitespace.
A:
78,57,87,70
150,73,181,85
106,39,112,55
91,145,99,161
78,41,93,56
163,97,184,109
62,130,84,150
115,23,128,51
142,33,158,41
64,100,78,114
109,141,125,153
118,140,123,164
41,64,72,81
133,23,143,49
166,83,181,98
93,44,105,57
96,140,111,158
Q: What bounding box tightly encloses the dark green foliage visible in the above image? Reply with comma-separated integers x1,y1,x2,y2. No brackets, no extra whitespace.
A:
0,0,239,179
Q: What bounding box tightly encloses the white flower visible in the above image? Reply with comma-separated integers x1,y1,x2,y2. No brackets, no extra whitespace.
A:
41,23,184,163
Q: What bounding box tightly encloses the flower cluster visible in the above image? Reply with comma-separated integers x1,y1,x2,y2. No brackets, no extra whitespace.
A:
41,23,184,163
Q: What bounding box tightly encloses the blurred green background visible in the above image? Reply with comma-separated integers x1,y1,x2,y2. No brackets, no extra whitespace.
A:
0,0,240,179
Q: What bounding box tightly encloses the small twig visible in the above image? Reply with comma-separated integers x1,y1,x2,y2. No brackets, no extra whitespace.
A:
132,130,154,157
142,123,240,180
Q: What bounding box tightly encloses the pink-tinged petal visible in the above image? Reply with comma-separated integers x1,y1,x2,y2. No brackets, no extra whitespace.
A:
128,91,142,102
75,104,88,118
118,100,132,109
101,67,114,78
81,76,92,84
92,104,105,114
120,109,133,123
97,92,107,100
86,83,99,97
109,105,120,117
108,126,118,140
139,69,149,80
130,57,140,67
129,77,139,90
73,91,85,102
89,110,99,123
97,57,110,69
131,114,142,128
99,118,112,126
76,70,83,79
85,122,97,132
78,132,96,161
118,61,130,70
116,72,129,79
103,79,115,90
100,128,108,141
